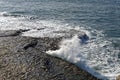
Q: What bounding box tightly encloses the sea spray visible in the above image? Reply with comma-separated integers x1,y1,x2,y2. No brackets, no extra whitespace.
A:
46,34,106,79
46,35,84,63
46,33,120,80
0,12,120,79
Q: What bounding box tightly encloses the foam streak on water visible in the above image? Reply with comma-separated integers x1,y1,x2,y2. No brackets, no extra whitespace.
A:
0,12,120,80
0,12,84,38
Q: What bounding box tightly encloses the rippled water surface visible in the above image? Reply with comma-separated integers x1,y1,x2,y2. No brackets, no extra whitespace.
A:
0,0,120,79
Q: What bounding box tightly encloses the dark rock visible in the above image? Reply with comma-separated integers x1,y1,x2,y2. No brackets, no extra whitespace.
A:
23,39,38,50
37,28,45,30
78,34,89,43
29,16,39,20
2,13,22,17
118,53,120,58
0,30,30,37
0,30,21,37
0,30,98,80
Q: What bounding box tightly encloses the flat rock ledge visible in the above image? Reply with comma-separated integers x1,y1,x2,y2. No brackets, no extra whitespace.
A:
0,30,99,80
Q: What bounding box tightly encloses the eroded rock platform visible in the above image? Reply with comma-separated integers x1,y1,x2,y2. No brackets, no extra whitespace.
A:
0,30,98,80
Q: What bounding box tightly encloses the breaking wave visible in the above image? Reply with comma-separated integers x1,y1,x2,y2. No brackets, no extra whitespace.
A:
0,12,120,80
46,30,120,80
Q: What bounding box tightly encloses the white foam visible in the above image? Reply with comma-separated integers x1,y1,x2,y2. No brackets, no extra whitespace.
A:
46,35,83,63
0,12,83,37
0,12,120,79
46,32,120,80
22,20,85,38
0,12,30,30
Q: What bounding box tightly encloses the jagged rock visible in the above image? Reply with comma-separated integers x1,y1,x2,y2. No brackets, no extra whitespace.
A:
0,30,21,37
23,39,38,50
0,30,30,37
0,30,98,80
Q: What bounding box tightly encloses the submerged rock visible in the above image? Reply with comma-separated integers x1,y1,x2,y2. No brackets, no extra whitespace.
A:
0,30,98,80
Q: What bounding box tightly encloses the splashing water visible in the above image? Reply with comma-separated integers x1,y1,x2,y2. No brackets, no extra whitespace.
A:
0,12,120,80
46,29,120,80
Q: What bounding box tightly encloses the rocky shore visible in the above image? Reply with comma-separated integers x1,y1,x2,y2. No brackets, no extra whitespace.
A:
0,30,99,80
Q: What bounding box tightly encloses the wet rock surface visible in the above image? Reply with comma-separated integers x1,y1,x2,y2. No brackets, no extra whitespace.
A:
0,30,30,37
0,30,98,80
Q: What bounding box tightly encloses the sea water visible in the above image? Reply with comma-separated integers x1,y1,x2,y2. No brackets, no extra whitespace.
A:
0,0,120,80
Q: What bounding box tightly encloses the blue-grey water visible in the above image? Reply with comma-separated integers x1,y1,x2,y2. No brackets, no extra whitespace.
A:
0,0,120,79
0,0,120,44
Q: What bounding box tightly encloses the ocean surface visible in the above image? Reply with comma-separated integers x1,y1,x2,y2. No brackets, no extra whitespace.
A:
0,0,120,80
